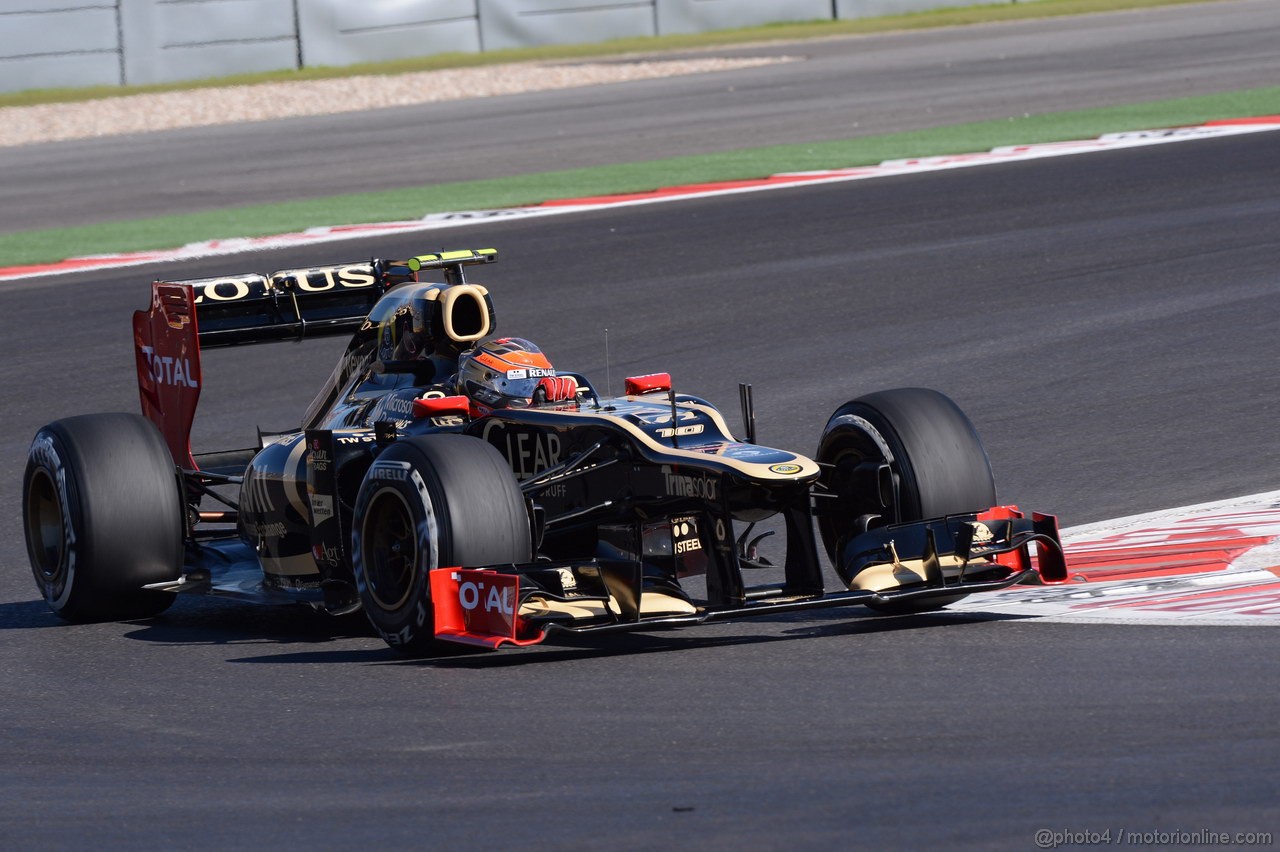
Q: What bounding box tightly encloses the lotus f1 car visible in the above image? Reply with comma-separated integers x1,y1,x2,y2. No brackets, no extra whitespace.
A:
23,248,1067,654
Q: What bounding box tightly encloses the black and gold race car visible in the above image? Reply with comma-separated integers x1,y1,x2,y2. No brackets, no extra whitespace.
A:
23,248,1066,654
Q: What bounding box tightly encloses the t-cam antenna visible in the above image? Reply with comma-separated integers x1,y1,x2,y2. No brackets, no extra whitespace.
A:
604,327,611,399
739,383,756,444
668,386,681,449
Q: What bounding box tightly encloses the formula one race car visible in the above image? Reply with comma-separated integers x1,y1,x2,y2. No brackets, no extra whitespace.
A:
23,248,1067,654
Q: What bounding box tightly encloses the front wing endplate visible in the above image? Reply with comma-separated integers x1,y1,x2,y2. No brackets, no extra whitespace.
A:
430,568,546,649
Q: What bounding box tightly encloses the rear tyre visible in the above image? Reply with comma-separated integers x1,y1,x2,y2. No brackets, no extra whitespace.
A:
23,413,184,622
815,388,996,613
351,434,532,656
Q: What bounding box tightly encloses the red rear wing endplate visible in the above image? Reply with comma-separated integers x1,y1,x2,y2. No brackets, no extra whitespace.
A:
129,250,501,469
133,282,202,470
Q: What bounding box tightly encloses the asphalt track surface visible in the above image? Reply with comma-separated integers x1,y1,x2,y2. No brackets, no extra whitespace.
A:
2,0,1279,233
3,8,1280,852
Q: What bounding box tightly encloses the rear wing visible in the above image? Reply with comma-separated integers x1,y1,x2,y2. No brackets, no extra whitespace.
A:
176,248,496,348
132,249,497,469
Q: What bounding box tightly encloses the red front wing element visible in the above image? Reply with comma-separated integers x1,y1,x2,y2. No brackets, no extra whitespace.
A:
976,506,1069,582
430,568,545,649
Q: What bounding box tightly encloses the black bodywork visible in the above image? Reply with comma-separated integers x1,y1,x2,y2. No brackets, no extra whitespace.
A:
86,248,1068,649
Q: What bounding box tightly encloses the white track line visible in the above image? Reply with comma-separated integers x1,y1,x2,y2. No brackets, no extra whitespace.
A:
949,491,1280,625
2,119,1277,283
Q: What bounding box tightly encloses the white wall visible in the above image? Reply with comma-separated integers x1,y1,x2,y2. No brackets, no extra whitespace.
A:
656,0,834,36
477,0,655,52
120,0,299,86
1,1,123,93
0,0,1027,95
837,0,968,16
298,0,481,69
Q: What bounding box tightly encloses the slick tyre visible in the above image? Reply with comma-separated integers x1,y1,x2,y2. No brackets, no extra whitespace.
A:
815,388,995,613
23,413,184,622
351,434,532,656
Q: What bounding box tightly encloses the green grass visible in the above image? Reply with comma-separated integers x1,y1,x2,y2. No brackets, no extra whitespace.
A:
2,84,1276,268
0,0,1229,108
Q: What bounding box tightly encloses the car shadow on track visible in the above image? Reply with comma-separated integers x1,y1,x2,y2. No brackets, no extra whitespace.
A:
0,598,65,629
4,594,1030,667
217,609,1031,668
3,595,485,663
0,595,389,662
124,597,379,645
402,611,1033,669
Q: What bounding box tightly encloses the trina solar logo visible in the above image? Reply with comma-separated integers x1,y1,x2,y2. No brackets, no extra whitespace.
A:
661,466,717,500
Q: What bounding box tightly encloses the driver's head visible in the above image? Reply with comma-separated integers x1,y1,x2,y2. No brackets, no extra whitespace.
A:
457,337,577,409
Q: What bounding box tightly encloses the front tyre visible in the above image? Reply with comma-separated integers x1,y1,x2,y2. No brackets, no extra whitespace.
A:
351,434,532,656
23,413,184,622
815,388,996,613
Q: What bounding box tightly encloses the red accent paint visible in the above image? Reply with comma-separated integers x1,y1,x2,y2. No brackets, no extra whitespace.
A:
0,252,174,279
132,282,202,470
1031,512,1068,582
1067,523,1276,581
430,568,545,649
411,395,471,418
536,173,839,207
1066,540,1269,580
624,373,672,395
1054,501,1280,592
1065,580,1280,616
1204,115,1280,126
955,501,1280,618
977,506,1023,520
976,505,1029,573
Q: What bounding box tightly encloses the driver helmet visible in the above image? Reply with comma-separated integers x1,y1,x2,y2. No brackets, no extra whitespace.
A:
457,338,577,409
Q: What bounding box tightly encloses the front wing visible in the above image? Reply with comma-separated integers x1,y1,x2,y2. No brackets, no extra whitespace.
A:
429,507,1067,649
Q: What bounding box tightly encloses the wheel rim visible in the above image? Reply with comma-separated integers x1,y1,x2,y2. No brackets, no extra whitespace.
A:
26,468,66,583
819,421,899,522
822,444,890,519
361,487,420,612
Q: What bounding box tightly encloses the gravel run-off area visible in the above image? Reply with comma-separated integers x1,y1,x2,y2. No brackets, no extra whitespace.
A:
0,57,796,148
